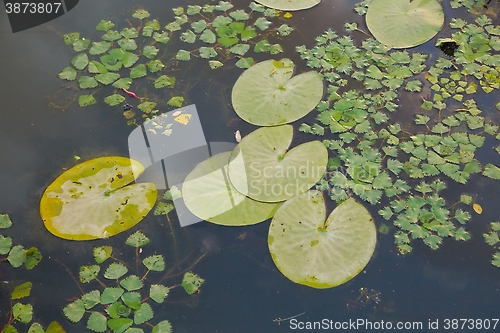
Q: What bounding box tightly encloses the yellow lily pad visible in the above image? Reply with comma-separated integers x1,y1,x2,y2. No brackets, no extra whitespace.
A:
40,157,157,240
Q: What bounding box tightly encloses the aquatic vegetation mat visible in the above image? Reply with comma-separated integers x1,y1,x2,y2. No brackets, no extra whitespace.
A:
40,157,157,240
365,0,444,49
268,192,376,288
254,0,321,11
56,3,295,125
228,125,328,202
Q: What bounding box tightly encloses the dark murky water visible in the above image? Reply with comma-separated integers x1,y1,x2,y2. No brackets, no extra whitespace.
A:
1,0,500,332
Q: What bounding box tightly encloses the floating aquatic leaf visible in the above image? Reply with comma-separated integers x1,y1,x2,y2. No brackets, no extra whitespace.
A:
176,49,191,61
232,59,323,126
240,26,257,42
79,76,98,89
228,125,327,202
40,157,157,240
199,29,216,44
79,265,100,283
13,303,33,324
107,318,133,333
0,235,12,255
63,32,80,45
152,320,173,333
86,312,107,333
130,64,147,79
132,9,150,19
199,47,217,59
134,303,153,325
8,245,26,268
63,299,85,323
150,285,170,303
182,272,204,295
89,41,111,55
183,152,281,225
78,95,96,107
11,282,32,300
126,231,150,247
120,275,143,291
154,75,176,89
71,53,89,70
269,192,376,288
255,0,320,10
366,0,444,49
101,287,124,304
96,20,114,31
93,246,112,264
473,203,483,214
483,163,500,180
81,290,100,310
209,60,224,69
121,292,141,310
142,255,165,272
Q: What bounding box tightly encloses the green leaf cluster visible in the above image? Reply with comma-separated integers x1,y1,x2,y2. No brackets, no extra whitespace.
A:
63,231,203,333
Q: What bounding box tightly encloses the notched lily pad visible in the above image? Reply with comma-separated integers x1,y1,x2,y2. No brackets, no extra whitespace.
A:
40,157,157,240
228,125,328,202
255,0,320,11
232,59,324,126
366,0,444,49
268,191,377,288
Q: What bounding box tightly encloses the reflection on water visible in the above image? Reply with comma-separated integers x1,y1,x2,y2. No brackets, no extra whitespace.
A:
1,0,500,332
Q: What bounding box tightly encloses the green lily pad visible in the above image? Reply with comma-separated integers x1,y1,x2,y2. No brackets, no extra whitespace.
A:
40,157,157,240
183,152,282,225
228,125,328,202
231,59,323,126
104,94,125,106
268,192,376,288
366,0,444,49
255,0,320,11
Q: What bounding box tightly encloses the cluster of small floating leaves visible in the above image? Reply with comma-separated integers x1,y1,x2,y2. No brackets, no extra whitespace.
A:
60,9,184,125
295,29,426,94
62,231,203,333
170,1,294,69
0,214,42,270
294,24,500,254
3,281,66,333
484,222,500,267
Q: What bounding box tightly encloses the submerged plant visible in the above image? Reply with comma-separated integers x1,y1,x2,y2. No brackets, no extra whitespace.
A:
62,231,204,333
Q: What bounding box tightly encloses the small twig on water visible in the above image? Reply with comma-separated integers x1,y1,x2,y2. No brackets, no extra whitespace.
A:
273,312,306,325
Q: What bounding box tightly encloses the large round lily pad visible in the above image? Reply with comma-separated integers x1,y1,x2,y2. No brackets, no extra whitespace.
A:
40,157,157,240
366,0,444,49
228,125,327,202
183,152,281,226
231,59,324,126
255,0,321,11
268,191,376,288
